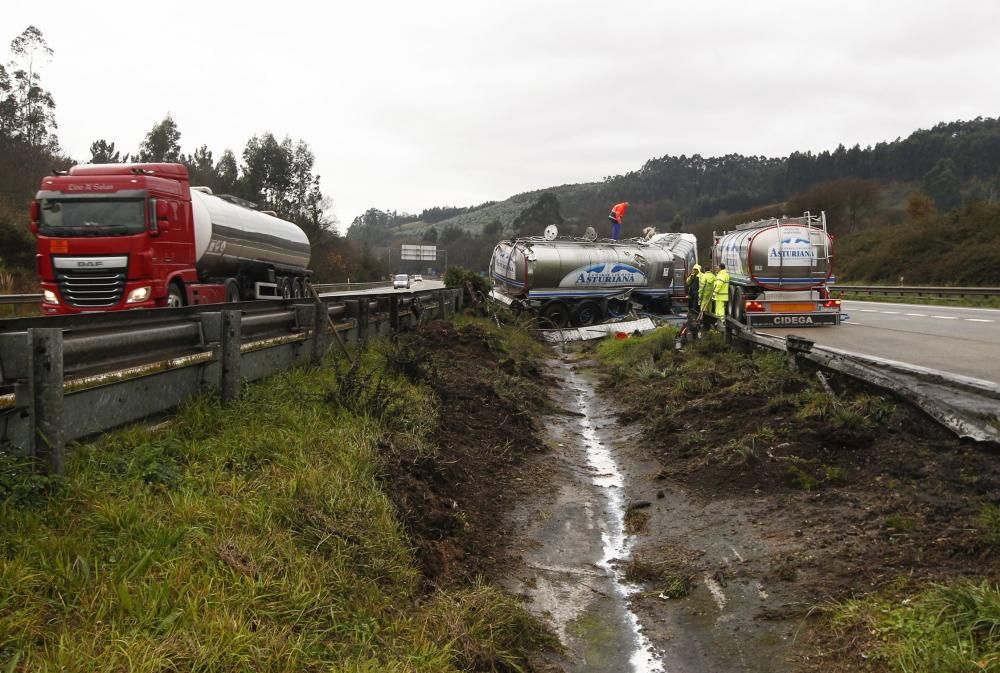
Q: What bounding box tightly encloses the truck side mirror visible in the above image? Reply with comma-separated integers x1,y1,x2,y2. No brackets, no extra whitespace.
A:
30,201,40,235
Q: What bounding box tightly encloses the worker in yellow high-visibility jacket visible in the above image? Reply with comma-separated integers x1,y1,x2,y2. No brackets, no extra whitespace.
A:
698,265,716,328
713,263,731,319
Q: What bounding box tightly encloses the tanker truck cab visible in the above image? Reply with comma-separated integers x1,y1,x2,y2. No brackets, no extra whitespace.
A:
31,163,312,314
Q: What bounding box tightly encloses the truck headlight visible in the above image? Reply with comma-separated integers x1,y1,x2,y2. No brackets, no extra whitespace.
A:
43,289,58,304
126,286,151,303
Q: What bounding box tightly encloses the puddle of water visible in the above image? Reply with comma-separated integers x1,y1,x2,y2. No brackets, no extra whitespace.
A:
575,388,664,673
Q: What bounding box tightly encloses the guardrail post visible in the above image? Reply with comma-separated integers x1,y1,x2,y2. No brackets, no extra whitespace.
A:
357,299,369,343
389,296,400,333
28,328,65,476
221,309,242,403
312,301,332,362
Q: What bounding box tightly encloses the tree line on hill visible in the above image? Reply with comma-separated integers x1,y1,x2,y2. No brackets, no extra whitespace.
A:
0,25,383,290
350,116,1000,285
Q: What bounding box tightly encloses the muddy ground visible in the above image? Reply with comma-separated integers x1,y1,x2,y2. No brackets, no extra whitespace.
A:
378,321,998,672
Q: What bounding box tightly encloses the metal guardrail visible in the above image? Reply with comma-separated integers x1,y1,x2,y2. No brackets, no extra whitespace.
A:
0,287,464,474
830,285,1000,298
0,293,42,305
312,281,393,292
724,318,1000,444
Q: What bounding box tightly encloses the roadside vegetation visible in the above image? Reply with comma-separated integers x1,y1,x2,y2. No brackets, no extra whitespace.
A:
593,327,1000,673
0,320,554,672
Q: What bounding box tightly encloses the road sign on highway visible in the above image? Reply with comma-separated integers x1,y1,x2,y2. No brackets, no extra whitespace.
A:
401,244,438,261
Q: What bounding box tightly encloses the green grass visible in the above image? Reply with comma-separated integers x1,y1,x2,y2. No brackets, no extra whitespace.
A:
976,504,1000,547
0,340,550,672
828,581,1000,672
595,326,678,375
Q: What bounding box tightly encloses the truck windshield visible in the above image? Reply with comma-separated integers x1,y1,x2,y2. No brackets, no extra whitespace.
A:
39,199,146,237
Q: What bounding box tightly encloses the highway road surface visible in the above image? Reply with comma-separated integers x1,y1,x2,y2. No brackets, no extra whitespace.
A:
759,300,1000,385
320,280,446,297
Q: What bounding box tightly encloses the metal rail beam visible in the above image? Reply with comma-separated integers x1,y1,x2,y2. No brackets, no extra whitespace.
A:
830,285,1000,298
0,288,464,473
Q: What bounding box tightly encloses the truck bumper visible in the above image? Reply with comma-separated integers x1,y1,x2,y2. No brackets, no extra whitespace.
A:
748,312,841,327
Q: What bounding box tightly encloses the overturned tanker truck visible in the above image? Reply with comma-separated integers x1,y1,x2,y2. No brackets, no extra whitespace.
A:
714,211,841,327
489,230,698,327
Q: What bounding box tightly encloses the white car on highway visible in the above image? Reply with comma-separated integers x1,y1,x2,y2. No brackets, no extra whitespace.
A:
393,274,410,289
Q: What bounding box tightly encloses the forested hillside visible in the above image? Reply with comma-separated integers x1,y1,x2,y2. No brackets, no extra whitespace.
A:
352,117,1000,284
0,26,378,290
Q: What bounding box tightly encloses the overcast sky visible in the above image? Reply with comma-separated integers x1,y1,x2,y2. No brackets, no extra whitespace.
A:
5,0,1000,229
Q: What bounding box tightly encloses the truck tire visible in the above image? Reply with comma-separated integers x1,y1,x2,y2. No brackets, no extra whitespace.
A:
225,279,241,303
291,278,303,299
278,277,291,299
572,300,602,327
732,287,745,323
166,282,185,308
540,301,571,328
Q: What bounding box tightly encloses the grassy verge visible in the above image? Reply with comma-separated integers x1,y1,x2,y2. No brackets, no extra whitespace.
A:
827,581,1000,673
0,329,552,672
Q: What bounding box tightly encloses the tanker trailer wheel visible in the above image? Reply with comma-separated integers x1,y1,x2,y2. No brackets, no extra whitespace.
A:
291,278,303,299
732,287,746,323
224,279,241,303
572,300,602,327
166,282,185,308
278,277,291,299
540,301,571,328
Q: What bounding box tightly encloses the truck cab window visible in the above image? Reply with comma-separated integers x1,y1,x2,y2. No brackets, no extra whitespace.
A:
40,199,146,236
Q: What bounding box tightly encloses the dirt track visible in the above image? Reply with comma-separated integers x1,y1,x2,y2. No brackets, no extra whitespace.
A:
501,343,998,672
380,322,997,671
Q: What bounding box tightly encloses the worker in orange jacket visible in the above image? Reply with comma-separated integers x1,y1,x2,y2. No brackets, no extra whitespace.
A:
608,202,629,240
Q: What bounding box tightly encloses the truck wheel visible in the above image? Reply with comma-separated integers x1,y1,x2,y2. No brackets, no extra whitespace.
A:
225,279,241,303
732,287,745,323
291,278,303,298
572,300,602,327
540,301,571,328
167,282,185,308
279,277,291,299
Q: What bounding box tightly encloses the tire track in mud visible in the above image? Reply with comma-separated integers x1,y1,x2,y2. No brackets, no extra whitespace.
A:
505,354,664,673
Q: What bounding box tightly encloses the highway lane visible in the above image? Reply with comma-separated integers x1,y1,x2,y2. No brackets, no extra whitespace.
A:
319,280,446,297
758,300,1000,384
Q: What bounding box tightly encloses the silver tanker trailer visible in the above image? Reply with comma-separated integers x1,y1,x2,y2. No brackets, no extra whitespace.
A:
490,229,698,327
713,211,841,327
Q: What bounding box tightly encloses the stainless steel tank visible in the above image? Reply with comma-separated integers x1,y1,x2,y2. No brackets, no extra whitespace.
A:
714,213,833,290
191,188,311,276
491,234,697,300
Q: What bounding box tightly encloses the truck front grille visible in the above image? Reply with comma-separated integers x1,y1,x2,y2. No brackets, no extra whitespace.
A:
57,269,126,308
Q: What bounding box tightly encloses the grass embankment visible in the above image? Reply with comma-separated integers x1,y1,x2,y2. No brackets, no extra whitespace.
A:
0,320,553,672
594,327,1000,673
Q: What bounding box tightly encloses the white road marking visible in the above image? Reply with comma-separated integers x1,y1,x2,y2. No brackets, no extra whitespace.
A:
880,311,900,314
858,309,877,312
965,318,994,323
904,313,927,317
932,315,959,320
704,575,727,611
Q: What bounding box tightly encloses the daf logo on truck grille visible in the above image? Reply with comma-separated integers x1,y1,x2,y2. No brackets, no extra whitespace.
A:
77,260,104,267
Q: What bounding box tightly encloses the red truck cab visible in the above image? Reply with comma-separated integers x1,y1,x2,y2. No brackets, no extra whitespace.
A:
32,163,206,314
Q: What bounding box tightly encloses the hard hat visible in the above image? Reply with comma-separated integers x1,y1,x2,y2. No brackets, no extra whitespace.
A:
692,263,702,272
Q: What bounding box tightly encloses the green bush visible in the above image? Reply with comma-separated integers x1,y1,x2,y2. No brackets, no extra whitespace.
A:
444,265,491,299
